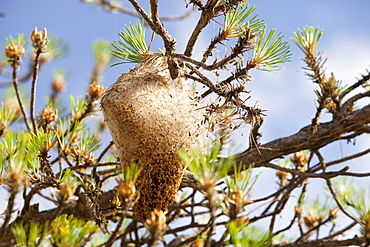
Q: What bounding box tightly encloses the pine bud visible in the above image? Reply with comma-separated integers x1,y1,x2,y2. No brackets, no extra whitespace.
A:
31,27,48,46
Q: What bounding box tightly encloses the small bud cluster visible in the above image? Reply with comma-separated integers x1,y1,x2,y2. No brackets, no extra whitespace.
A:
290,151,310,168
360,213,370,238
41,107,58,122
5,38,26,67
145,209,167,242
57,183,76,205
38,107,58,131
69,145,95,165
0,122,7,137
115,178,136,197
303,211,324,229
276,170,291,187
88,81,105,100
31,27,48,52
5,44,25,60
52,75,67,93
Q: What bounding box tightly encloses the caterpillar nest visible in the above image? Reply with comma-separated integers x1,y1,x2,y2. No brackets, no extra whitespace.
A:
101,55,206,220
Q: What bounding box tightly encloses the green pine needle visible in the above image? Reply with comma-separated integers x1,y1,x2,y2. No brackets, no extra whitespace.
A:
47,35,69,60
291,26,323,56
93,40,114,66
228,221,271,246
225,163,256,199
224,3,265,38
252,26,292,71
178,140,234,188
111,20,148,66
123,163,141,183
5,34,27,47
0,102,19,131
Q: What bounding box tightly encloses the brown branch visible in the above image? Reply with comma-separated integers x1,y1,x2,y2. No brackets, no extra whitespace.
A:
295,215,334,242
268,176,306,232
96,140,114,163
184,0,219,57
30,48,42,133
274,235,365,247
81,0,195,22
128,0,178,78
234,104,370,172
0,60,40,88
149,0,176,54
173,53,213,70
127,0,156,34
10,62,31,132
209,29,254,69
262,163,348,179
339,69,370,100
340,126,370,140
322,222,357,241
321,147,370,170
0,188,19,238
341,91,370,114
325,171,360,224
184,63,219,92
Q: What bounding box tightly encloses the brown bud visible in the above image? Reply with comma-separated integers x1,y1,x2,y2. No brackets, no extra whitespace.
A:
5,44,25,58
295,206,303,218
192,240,204,247
291,151,310,168
145,209,167,232
228,189,244,212
69,146,81,158
276,170,290,186
111,195,122,208
303,212,319,229
1,122,7,137
44,139,57,153
115,178,136,197
40,107,58,123
58,184,76,203
84,152,95,165
235,215,250,226
31,27,48,45
52,76,67,93
329,208,337,218
88,81,105,99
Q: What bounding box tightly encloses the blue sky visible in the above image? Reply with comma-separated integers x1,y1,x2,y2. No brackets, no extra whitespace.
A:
1,0,370,234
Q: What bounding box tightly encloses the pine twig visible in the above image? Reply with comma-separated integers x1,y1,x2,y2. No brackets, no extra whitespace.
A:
30,48,42,133
184,0,219,57
11,62,31,132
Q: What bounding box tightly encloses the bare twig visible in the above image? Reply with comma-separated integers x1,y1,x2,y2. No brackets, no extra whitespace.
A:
82,0,195,21
262,163,348,179
30,48,42,133
10,62,31,132
127,0,156,32
341,91,370,114
184,0,219,57
339,69,370,100
96,140,114,163
0,187,19,238
274,235,365,247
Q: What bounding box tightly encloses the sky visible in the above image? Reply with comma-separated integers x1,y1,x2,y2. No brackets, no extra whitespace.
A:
1,0,370,237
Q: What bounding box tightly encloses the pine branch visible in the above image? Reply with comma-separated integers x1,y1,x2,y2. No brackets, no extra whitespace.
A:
340,69,370,100
234,103,370,172
184,0,219,57
274,235,365,247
